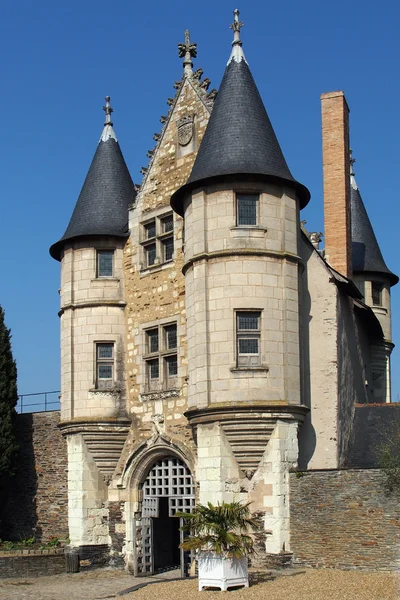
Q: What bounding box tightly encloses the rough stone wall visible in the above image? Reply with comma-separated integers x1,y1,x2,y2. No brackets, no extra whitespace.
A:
122,77,211,452
0,550,65,578
2,412,68,542
290,469,400,570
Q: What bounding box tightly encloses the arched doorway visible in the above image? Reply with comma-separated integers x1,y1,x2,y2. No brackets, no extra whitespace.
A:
135,455,195,575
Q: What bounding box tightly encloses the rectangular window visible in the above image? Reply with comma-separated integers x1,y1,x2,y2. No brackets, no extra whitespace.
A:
146,243,157,267
141,212,174,269
97,250,114,277
144,323,178,392
237,194,258,226
144,220,156,239
96,343,114,388
236,311,261,367
146,328,159,354
162,237,174,262
161,214,174,233
372,282,383,306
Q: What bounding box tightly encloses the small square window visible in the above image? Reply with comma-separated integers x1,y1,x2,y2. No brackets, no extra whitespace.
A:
372,282,383,306
97,250,114,277
237,194,258,226
96,343,114,388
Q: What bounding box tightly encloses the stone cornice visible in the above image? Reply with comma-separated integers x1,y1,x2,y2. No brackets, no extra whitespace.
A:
59,299,126,317
182,249,301,275
58,417,131,436
184,402,309,425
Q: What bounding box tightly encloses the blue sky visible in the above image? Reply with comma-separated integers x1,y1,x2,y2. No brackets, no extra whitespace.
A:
1,0,399,401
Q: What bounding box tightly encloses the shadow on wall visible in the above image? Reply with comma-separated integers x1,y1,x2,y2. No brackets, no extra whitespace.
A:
1,414,39,540
297,240,316,470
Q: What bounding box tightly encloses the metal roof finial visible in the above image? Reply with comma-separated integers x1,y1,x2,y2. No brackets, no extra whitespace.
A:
349,149,356,176
230,9,244,47
178,30,197,76
103,96,114,126
228,9,246,64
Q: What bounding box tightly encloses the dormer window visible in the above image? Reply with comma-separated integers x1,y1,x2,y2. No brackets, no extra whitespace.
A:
237,194,258,226
97,250,114,277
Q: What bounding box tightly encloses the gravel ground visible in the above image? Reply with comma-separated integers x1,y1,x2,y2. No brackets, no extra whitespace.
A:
0,568,397,600
127,570,399,600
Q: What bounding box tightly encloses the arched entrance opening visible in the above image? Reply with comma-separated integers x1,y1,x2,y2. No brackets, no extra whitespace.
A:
135,455,195,575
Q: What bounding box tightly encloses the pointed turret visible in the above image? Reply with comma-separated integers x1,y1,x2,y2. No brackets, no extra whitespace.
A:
350,163,398,286
50,97,136,260
171,9,310,215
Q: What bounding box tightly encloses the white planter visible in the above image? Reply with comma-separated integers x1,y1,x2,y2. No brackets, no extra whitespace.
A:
198,552,249,591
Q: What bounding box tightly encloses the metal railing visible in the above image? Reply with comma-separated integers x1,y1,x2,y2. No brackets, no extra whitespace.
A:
17,391,60,414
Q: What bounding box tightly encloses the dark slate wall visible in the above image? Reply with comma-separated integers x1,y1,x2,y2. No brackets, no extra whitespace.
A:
290,469,400,571
347,404,400,468
1,412,68,542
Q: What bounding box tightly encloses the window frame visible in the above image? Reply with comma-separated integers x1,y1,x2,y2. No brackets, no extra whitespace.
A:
95,342,115,388
140,212,175,269
96,249,114,278
143,322,178,392
236,193,259,227
235,310,262,368
371,282,384,306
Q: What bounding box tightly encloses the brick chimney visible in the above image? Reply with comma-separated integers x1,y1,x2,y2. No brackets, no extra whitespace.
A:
321,91,352,279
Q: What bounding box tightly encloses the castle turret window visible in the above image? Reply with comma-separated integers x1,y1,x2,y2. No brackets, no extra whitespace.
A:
97,250,114,277
144,323,178,391
372,282,383,306
96,343,114,388
237,194,258,226
236,311,261,367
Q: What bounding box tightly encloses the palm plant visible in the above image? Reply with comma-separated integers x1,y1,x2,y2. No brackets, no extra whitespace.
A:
178,501,257,559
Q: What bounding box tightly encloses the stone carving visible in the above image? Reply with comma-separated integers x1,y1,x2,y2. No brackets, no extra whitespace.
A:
177,115,194,147
147,414,171,446
141,389,180,402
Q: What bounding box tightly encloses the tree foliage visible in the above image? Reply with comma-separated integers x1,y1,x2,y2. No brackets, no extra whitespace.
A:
376,410,400,494
178,501,257,558
0,306,18,487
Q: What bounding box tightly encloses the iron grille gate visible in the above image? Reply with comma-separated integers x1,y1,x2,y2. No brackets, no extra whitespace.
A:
135,456,195,575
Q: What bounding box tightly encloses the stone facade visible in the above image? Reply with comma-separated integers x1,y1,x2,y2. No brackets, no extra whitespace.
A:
290,469,400,571
50,21,398,576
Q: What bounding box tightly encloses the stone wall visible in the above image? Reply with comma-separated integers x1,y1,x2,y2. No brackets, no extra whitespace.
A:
0,549,65,579
290,469,400,570
1,411,68,542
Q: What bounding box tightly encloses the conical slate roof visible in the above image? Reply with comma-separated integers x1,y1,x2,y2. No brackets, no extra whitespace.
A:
50,100,135,261
351,175,398,285
171,25,310,215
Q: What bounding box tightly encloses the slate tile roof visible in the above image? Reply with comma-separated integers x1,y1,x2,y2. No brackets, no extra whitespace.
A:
171,56,310,215
351,176,398,285
50,136,135,261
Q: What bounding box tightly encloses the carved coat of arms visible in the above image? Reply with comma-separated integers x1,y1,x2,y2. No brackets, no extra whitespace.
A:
177,115,194,146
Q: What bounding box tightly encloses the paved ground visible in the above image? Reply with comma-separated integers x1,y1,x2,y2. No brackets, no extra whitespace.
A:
0,568,397,600
0,568,181,600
